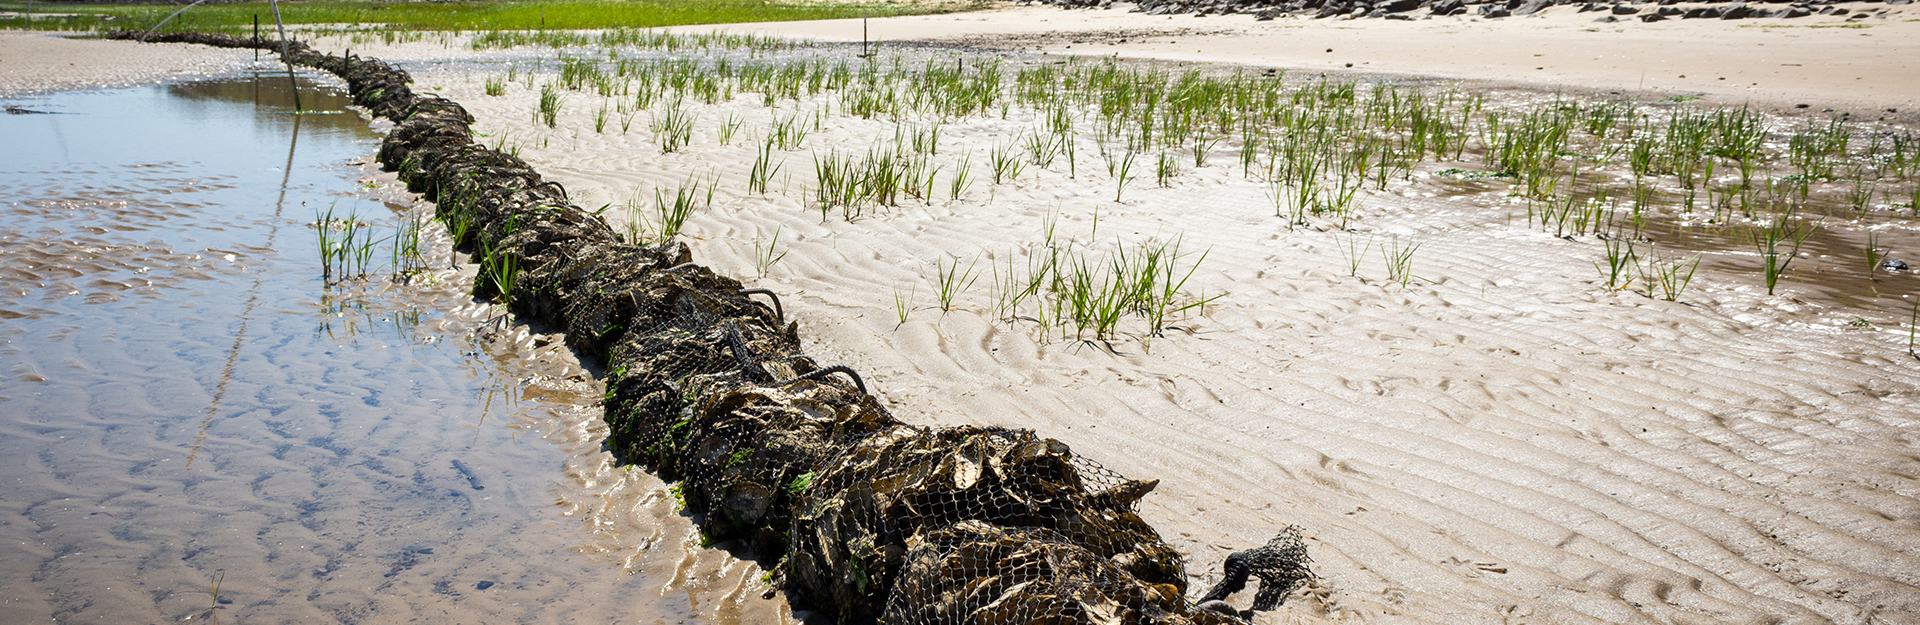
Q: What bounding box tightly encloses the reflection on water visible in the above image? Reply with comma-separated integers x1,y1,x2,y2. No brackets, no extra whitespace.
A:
0,72,782,624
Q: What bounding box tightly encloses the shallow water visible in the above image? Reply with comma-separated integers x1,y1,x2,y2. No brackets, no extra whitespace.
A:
0,72,782,624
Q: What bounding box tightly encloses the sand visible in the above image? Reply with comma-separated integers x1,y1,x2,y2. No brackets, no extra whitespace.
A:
670,3,1920,120
0,31,256,96
9,5,1920,625
334,7,1920,622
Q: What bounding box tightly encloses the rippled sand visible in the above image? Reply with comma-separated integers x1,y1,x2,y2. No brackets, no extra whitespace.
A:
356,25,1920,624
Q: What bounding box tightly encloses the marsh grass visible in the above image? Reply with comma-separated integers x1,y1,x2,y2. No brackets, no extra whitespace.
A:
1751,206,1818,295
719,114,743,146
314,204,384,283
1340,233,1372,278
1910,302,1920,360
749,134,784,194
537,82,561,128
460,35,1920,310
772,111,810,150
1381,235,1419,287
650,98,694,152
208,570,225,615
813,149,896,218
893,285,916,327
989,142,1025,184
1642,252,1702,302
478,236,519,304
949,151,973,200
935,255,981,313
390,211,430,280
754,225,788,276
1866,230,1886,277
981,234,1214,342
650,172,715,240
1596,237,1637,292
1112,150,1136,202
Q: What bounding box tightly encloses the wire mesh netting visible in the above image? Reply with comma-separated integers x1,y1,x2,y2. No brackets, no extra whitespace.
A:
111,31,1311,624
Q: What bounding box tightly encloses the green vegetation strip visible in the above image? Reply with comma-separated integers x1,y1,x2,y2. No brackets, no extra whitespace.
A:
3,0,971,34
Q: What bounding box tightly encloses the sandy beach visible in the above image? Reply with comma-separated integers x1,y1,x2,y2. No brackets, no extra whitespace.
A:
8,4,1920,624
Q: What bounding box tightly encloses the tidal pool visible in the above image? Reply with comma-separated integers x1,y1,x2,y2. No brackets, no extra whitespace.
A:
0,70,778,624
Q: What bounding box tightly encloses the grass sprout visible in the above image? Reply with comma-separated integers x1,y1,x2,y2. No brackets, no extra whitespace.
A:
935,255,981,313
755,225,788,276
1751,206,1818,295
1381,234,1419,287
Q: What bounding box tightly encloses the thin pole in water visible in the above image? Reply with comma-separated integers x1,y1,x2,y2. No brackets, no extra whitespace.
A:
861,11,869,59
252,14,259,61
267,0,302,113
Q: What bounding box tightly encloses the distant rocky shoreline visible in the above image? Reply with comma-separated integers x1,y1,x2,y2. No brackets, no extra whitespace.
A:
1025,0,1909,22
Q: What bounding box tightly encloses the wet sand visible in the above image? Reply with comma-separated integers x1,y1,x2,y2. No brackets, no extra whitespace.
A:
0,31,256,96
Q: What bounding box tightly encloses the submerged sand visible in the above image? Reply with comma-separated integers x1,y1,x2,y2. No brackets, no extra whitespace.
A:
8,5,1920,625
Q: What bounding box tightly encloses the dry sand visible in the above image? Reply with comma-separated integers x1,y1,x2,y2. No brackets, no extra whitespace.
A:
8,6,1920,625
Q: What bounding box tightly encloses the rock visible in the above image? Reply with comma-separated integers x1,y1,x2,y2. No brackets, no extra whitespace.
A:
1382,0,1422,11
1720,3,1752,18
1612,4,1640,14
1595,14,1619,20
1684,6,1720,17
1640,12,1667,20
1781,6,1810,17
1512,0,1554,15
1881,259,1909,271
1431,0,1464,13
1255,7,1285,19
1658,6,1683,15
